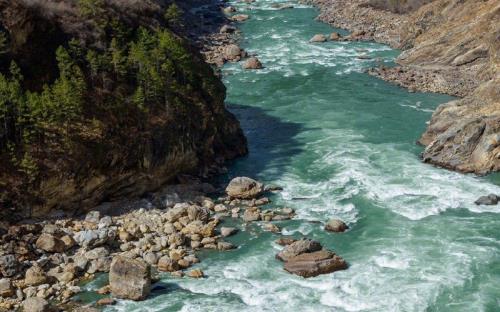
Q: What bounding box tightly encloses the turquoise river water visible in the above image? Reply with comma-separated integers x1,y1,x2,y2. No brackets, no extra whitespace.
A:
91,1,500,311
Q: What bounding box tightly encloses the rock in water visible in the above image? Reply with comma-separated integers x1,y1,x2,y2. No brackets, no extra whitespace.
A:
330,32,342,40
220,227,238,237
226,177,264,199
276,239,322,262
231,14,249,22
324,219,348,232
309,34,327,42
242,57,263,70
474,194,499,205
22,297,50,312
284,250,347,278
109,256,151,301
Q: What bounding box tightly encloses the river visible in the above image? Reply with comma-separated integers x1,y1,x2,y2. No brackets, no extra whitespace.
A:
99,1,500,311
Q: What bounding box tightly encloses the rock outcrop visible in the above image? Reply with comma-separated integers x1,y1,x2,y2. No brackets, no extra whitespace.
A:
0,0,248,219
306,0,500,174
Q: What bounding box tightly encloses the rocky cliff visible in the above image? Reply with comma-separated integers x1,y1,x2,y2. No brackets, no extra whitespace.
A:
307,0,500,174
0,0,247,218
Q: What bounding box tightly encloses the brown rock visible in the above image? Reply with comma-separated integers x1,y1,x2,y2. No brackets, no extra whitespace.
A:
97,297,116,306
276,239,322,262
35,233,66,253
324,219,348,233
0,278,13,297
25,266,48,286
242,57,263,70
284,250,348,278
242,207,261,222
187,269,204,278
330,32,341,40
157,256,179,272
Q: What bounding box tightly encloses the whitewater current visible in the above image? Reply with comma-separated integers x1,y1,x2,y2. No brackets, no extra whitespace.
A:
95,1,500,311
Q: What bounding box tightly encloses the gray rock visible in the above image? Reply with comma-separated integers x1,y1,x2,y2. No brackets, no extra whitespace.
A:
276,239,322,262
143,252,159,265
85,247,109,260
98,216,113,228
226,177,264,199
109,256,151,301
324,219,348,233
22,297,50,312
0,254,19,277
474,194,499,205
85,211,101,223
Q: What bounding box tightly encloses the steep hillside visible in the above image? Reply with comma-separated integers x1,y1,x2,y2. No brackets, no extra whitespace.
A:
307,0,499,173
0,0,247,218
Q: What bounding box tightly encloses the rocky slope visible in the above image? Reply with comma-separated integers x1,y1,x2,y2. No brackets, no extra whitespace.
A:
306,0,500,174
0,0,247,219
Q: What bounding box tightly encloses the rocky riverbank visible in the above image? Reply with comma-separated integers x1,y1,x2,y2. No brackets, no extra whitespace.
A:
0,177,277,310
304,0,500,174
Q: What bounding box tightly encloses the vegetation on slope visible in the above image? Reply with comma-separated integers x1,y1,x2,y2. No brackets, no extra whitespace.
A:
0,0,247,217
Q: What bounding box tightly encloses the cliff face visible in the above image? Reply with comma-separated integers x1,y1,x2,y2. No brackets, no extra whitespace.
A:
0,0,247,218
308,0,500,174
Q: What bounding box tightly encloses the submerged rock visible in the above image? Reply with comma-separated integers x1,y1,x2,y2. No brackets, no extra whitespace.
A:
226,177,264,199
109,256,151,301
284,250,347,278
474,194,499,205
309,34,327,42
231,14,249,22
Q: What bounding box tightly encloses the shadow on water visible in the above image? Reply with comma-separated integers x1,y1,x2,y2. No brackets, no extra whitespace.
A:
221,103,306,182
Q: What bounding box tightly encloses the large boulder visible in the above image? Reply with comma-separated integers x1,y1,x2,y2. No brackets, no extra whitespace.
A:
276,239,322,262
35,233,66,253
226,177,263,199
284,250,347,278
22,297,50,312
242,57,263,70
324,219,348,233
109,256,151,301
474,194,499,205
